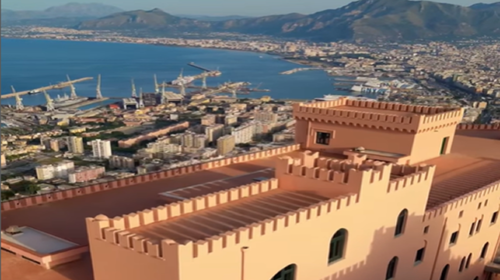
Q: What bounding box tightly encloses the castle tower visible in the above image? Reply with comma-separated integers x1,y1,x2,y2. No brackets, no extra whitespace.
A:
96,74,103,99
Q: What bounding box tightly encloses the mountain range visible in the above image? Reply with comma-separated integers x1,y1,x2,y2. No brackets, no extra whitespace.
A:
3,0,500,42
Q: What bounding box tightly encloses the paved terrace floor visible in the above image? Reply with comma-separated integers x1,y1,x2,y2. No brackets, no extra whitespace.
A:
131,189,328,244
424,130,500,209
1,155,286,280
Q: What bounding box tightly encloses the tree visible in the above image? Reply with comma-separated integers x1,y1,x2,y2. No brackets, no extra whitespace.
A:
1,190,15,201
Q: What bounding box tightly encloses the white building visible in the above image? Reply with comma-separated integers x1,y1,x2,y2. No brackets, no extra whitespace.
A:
231,122,256,144
35,160,75,180
90,139,112,159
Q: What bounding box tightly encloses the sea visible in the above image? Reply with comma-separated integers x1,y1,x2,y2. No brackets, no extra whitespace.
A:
1,38,348,107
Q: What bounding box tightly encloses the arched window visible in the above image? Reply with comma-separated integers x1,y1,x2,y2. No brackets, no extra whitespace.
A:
395,209,408,236
271,264,296,280
440,264,449,280
465,253,472,268
459,257,466,272
386,257,398,280
328,229,347,263
481,243,489,259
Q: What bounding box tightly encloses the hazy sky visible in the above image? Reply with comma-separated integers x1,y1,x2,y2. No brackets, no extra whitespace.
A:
3,0,498,16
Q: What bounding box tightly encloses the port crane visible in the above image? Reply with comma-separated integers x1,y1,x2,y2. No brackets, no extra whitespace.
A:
11,86,24,111
1,76,93,100
131,79,137,98
153,74,159,93
66,75,78,99
96,74,103,99
43,90,55,111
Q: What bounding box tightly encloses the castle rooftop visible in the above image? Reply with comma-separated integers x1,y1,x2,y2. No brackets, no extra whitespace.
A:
424,129,500,209
131,188,328,244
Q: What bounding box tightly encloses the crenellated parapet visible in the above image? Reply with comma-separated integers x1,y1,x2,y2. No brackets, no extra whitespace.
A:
184,192,360,258
276,151,436,198
387,164,436,193
456,123,500,130
423,180,500,222
293,98,463,133
86,179,279,260
276,150,392,190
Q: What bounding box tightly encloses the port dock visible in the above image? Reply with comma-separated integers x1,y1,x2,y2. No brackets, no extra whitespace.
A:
1,77,93,99
280,68,321,75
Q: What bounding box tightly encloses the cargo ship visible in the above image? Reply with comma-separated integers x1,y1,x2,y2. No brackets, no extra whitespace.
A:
53,94,88,109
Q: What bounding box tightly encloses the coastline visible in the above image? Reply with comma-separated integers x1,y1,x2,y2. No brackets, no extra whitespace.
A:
2,36,284,60
2,36,346,104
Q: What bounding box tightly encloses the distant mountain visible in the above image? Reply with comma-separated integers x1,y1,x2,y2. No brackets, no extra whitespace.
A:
76,8,210,32
75,0,500,42
1,2,123,23
176,14,250,21
470,2,500,12
6,0,500,42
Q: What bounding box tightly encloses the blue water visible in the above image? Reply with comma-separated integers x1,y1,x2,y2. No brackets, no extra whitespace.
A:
1,38,344,106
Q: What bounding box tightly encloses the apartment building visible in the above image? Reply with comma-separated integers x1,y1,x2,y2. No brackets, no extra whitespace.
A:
255,111,278,123
201,114,216,126
146,141,182,154
216,135,235,156
35,160,75,180
205,124,225,143
181,132,207,149
67,136,84,154
231,122,256,144
109,156,135,170
90,139,112,159
68,166,105,183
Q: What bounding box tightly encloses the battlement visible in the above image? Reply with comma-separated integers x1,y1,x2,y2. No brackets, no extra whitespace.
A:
457,123,500,130
86,179,279,260
276,151,435,199
293,99,463,133
182,192,360,258
423,179,500,222
276,150,393,188
387,164,436,193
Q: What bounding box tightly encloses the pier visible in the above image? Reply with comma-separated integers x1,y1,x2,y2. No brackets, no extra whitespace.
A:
280,68,321,75
1,77,93,100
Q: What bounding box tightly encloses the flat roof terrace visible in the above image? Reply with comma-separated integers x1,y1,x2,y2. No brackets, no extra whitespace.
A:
1,227,77,255
424,130,500,209
130,189,329,244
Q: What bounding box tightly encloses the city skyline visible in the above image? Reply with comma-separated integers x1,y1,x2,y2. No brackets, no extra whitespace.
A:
2,0,499,16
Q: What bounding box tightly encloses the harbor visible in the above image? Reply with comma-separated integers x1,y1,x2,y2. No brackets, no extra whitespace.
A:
0,62,276,129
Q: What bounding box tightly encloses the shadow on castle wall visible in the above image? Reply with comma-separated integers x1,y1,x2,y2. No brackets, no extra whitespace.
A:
319,213,488,280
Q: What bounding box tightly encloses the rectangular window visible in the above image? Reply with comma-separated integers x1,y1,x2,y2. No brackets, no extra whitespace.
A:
315,131,331,145
476,219,482,233
492,211,498,224
415,247,425,263
469,222,476,236
449,231,459,245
